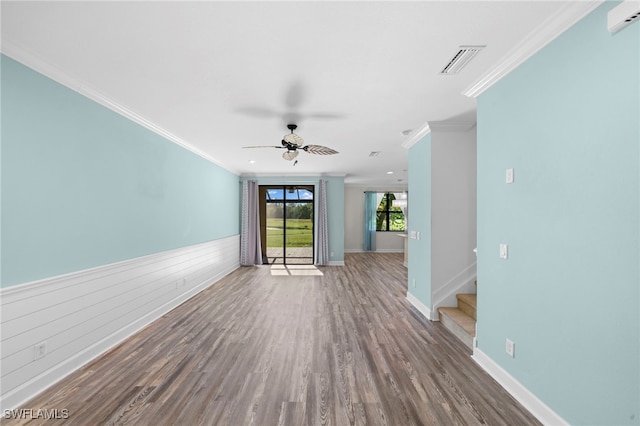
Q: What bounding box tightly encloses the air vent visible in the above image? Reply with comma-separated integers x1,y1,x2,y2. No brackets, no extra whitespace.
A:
369,151,381,157
608,0,640,33
440,45,485,75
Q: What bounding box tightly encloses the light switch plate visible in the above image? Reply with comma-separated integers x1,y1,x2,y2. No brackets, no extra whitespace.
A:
506,338,515,357
499,244,508,259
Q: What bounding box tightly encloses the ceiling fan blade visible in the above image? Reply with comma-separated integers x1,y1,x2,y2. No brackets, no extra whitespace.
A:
283,132,304,147
302,145,338,155
284,81,305,109
235,106,280,118
305,112,346,120
242,145,285,149
282,150,299,161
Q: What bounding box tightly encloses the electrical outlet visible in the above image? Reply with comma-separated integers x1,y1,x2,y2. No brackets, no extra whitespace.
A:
34,342,47,361
412,279,416,288
506,338,515,358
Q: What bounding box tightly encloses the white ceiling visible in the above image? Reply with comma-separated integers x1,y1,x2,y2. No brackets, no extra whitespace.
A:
1,1,586,187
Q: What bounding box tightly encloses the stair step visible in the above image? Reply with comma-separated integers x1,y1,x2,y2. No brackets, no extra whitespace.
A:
438,307,475,349
456,293,477,320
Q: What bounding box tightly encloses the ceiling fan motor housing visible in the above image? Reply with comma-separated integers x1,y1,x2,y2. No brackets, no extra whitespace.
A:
281,139,298,150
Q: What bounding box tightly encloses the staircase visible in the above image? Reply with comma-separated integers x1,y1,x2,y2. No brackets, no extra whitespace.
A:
438,292,476,349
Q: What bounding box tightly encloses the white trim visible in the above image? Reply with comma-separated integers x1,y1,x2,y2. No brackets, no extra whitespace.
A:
0,236,240,411
1,41,238,175
344,184,409,191
472,348,569,426
401,121,431,150
608,0,640,33
431,262,477,311
328,261,345,266
428,121,477,132
406,291,436,321
464,1,604,98
373,248,403,253
344,249,403,254
241,173,346,178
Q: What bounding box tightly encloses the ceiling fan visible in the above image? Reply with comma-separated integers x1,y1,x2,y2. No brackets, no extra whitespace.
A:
243,124,338,162
236,81,346,124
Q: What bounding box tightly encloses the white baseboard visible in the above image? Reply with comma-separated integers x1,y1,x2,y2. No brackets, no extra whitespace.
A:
472,348,568,426
406,291,437,321
328,261,345,266
0,236,240,411
344,249,403,253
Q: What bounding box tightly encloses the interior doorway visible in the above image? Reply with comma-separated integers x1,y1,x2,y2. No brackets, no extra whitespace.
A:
259,185,314,265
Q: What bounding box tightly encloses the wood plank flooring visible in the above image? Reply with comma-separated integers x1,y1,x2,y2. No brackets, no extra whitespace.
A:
4,253,541,425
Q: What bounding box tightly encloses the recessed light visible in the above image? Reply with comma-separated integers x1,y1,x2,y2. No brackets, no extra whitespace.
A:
387,171,394,175
248,160,256,164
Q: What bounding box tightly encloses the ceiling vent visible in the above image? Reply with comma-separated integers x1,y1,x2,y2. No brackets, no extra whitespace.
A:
608,0,640,33
369,151,381,157
440,45,485,75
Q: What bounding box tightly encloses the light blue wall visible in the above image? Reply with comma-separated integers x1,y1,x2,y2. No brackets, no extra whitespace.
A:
407,134,431,305
1,55,240,287
476,3,639,425
242,175,344,263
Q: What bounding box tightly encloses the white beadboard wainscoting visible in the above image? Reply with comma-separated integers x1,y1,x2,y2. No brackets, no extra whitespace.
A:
0,235,240,410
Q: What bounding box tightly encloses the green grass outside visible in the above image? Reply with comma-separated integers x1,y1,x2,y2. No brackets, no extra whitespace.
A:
266,218,313,248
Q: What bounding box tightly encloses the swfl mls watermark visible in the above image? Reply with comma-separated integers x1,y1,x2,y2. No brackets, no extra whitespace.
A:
3,408,70,420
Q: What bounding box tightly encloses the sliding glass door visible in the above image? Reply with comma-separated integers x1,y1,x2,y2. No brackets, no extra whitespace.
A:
260,186,314,264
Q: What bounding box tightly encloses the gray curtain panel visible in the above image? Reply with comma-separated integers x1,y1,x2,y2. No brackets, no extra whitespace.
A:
315,180,329,265
240,180,263,265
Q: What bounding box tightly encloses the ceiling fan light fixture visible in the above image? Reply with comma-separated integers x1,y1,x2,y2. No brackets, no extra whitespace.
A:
283,150,299,161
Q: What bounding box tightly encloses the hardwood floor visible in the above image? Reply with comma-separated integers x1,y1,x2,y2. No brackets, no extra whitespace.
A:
4,253,540,425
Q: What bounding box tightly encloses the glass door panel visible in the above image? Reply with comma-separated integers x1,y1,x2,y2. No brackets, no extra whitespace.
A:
266,201,284,264
285,202,313,264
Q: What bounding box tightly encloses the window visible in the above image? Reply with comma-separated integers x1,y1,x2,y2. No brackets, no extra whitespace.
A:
376,193,406,231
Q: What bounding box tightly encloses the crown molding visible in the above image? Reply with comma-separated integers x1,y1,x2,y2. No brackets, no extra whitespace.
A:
428,121,477,132
464,0,604,98
240,173,346,178
1,41,239,175
401,121,431,150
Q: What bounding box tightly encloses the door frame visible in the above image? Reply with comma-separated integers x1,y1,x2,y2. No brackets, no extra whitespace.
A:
259,185,315,265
